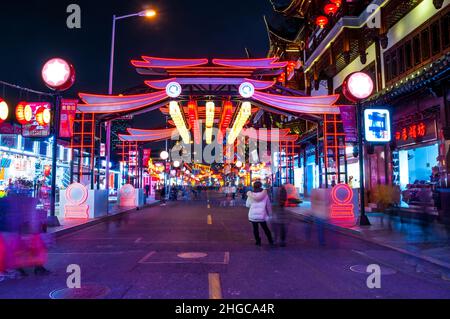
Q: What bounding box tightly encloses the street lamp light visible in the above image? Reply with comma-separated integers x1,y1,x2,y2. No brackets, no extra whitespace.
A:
343,72,374,226
105,8,157,210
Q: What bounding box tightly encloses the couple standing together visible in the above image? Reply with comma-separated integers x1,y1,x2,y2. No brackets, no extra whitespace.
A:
246,181,289,247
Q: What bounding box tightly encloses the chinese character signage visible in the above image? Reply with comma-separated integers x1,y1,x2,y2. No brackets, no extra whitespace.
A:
59,99,78,138
21,102,51,138
364,108,391,143
394,118,437,147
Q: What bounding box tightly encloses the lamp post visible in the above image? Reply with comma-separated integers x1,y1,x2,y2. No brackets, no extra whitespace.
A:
41,57,76,227
105,8,157,212
343,72,374,226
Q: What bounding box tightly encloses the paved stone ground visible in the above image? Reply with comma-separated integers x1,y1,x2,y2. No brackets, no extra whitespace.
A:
1,191,450,299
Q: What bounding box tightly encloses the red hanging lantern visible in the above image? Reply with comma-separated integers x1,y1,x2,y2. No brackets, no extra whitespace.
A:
324,3,338,15
15,102,33,124
35,106,51,126
315,15,329,28
330,0,342,7
44,165,51,177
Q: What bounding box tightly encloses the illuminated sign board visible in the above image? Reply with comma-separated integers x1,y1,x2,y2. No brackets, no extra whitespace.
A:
21,102,51,138
364,108,391,143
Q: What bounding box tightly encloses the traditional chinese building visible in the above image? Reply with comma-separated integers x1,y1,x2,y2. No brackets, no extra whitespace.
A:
268,0,450,219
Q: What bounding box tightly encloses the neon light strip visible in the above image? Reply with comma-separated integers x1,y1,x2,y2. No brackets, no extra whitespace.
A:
212,58,288,69
205,102,215,145
131,57,209,69
169,101,190,144
227,102,252,145
145,78,275,90
77,92,168,113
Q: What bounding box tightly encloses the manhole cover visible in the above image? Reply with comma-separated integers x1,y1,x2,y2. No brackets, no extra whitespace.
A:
49,284,110,299
177,252,208,259
350,265,397,275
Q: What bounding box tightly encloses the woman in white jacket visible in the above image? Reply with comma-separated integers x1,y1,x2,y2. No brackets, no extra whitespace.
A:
246,181,274,246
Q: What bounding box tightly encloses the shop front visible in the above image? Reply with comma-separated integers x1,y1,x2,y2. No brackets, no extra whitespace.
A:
392,117,440,211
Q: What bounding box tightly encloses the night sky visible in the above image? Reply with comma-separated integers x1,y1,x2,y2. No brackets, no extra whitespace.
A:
1,0,273,99
1,0,275,152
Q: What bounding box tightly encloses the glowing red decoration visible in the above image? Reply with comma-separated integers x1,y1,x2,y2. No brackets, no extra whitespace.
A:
35,106,51,126
324,3,338,15
330,0,342,7
343,72,374,102
330,183,355,220
15,102,33,124
395,122,427,142
42,58,75,91
316,16,329,28
44,165,51,177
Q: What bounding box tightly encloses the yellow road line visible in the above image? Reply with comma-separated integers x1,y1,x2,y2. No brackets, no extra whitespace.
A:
208,273,223,299
207,214,213,225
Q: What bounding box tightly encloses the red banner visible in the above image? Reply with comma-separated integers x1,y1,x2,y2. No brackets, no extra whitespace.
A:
142,149,152,166
59,99,78,138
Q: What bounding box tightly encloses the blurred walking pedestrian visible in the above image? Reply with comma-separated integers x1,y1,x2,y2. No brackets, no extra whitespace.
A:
246,181,274,247
272,184,290,247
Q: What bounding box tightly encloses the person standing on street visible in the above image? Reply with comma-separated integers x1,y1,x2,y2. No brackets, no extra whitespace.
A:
246,181,274,247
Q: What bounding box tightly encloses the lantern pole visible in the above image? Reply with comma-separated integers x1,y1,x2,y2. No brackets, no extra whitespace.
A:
48,93,61,227
357,100,371,226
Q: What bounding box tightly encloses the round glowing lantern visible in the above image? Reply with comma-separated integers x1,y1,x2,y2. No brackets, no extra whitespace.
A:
343,72,374,102
41,58,75,91
330,0,342,7
316,15,329,28
15,102,33,124
35,106,51,125
324,3,338,15
160,151,169,160
0,99,9,124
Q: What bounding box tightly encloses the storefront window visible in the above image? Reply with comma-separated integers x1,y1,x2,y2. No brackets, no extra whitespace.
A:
398,143,439,206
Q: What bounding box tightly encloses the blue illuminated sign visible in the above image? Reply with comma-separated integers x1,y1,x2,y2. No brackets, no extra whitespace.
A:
364,108,391,143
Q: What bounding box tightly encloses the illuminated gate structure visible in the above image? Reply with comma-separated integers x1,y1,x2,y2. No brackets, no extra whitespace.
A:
76,56,349,189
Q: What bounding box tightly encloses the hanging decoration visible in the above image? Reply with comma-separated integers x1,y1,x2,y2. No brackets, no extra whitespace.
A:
324,3,338,15
316,16,329,28
15,102,33,124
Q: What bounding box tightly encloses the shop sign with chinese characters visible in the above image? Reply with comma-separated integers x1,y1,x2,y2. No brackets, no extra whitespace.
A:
394,119,437,147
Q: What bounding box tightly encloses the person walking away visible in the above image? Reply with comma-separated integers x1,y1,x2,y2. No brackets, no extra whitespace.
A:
246,181,274,246
144,184,150,199
160,187,166,206
273,184,290,247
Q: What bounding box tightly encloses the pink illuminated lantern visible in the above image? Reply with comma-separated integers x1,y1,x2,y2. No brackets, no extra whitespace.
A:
42,58,75,91
343,72,374,102
0,99,8,124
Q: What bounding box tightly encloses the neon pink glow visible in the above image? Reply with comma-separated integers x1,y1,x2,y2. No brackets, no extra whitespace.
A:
346,72,374,100
119,184,136,207
330,184,355,220
131,57,209,69
252,92,340,114
77,91,168,113
212,58,288,69
42,58,75,90
144,78,275,90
